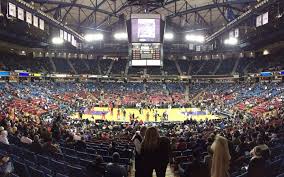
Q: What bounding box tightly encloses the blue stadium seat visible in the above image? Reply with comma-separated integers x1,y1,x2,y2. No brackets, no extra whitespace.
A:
50,159,66,174
67,165,83,177
28,166,45,177
25,159,35,167
56,173,69,177
24,150,36,162
277,173,284,177
40,165,52,176
97,149,108,156
86,148,96,154
13,160,30,177
64,148,76,155
236,172,247,177
79,158,92,167
9,173,20,177
64,154,79,165
37,154,50,167
271,159,282,176
77,151,89,159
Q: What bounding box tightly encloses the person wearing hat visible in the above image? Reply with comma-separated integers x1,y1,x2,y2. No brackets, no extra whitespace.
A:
105,152,127,177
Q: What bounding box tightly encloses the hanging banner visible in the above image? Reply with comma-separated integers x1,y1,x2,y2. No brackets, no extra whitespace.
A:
8,3,16,17
262,12,268,25
234,28,239,38
60,30,64,39
256,15,262,27
196,46,201,52
64,31,68,40
26,11,32,24
17,7,24,20
229,31,234,38
39,19,44,30
33,15,38,27
67,33,71,42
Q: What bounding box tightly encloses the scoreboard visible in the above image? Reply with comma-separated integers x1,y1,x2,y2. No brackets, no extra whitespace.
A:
127,14,165,67
130,43,163,66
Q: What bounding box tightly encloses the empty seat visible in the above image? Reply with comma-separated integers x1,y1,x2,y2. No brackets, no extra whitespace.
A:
24,150,36,162
77,151,89,159
97,149,108,156
64,155,78,165
37,154,49,167
56,173,69,177
86,148,96,154
28,166,45,177
13,160,30,177
79,158,92,167
64,148,76,155
67,165,83,177
50,159,66,174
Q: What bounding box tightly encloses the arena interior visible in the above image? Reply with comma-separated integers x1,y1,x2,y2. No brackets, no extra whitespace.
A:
0,0,283,177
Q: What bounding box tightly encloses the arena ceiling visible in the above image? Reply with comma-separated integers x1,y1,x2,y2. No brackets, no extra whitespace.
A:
32,0,257,33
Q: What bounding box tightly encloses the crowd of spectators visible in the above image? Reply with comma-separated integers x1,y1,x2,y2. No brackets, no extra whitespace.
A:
0,81,281,177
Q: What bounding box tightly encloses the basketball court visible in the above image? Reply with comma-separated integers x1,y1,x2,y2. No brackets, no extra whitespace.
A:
72,107,220,122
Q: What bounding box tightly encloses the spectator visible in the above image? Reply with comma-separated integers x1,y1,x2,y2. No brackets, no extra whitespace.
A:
210,135,231,177
157,136,171,177
141,127,160,177
29,135,42,154
105,152,127,177
0,154,13,177
20,132,33,144
247,145,271,177
132,126,147,177
0,130,9,145
75,137,86,151
185,150,210,177
86,155,106,177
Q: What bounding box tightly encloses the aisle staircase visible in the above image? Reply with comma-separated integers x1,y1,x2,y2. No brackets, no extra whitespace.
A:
213,59,222,75
49,57,56,72
174,60,182,75
67,59,77,74
106,60,115,75
232,58,240,74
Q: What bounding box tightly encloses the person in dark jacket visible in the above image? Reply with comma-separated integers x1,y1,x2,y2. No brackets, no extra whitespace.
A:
185,150,210,177
140,127,171,177
105,152,127,177
29,135,42,154
247,145,271,177
86,155,106,177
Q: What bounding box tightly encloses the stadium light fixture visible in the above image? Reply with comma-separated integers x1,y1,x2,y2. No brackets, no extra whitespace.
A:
164,33,174,40
52,37,64,45
114,32,128,40
185,34,205,43
263,49,269,55
224,37,238,45
84,33,104,42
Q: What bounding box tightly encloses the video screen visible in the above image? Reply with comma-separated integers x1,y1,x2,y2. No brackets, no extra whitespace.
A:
131,18,160,42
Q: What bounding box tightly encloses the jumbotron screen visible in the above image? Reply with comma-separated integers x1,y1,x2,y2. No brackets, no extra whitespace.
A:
130,14,161,43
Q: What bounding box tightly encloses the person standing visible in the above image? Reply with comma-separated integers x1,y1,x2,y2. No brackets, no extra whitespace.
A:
210,135,231,177
132,126,147,177
140,127,171,177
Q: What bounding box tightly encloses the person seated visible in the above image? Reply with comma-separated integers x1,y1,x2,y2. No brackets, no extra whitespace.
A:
247,145,271,177
0,130,9,145
29,135,42,154
42,137,62,155
0,154,13,177
105,152,127,177
75,137,86,151
20,132,33,144
86,155,106,177
185,150,210,177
